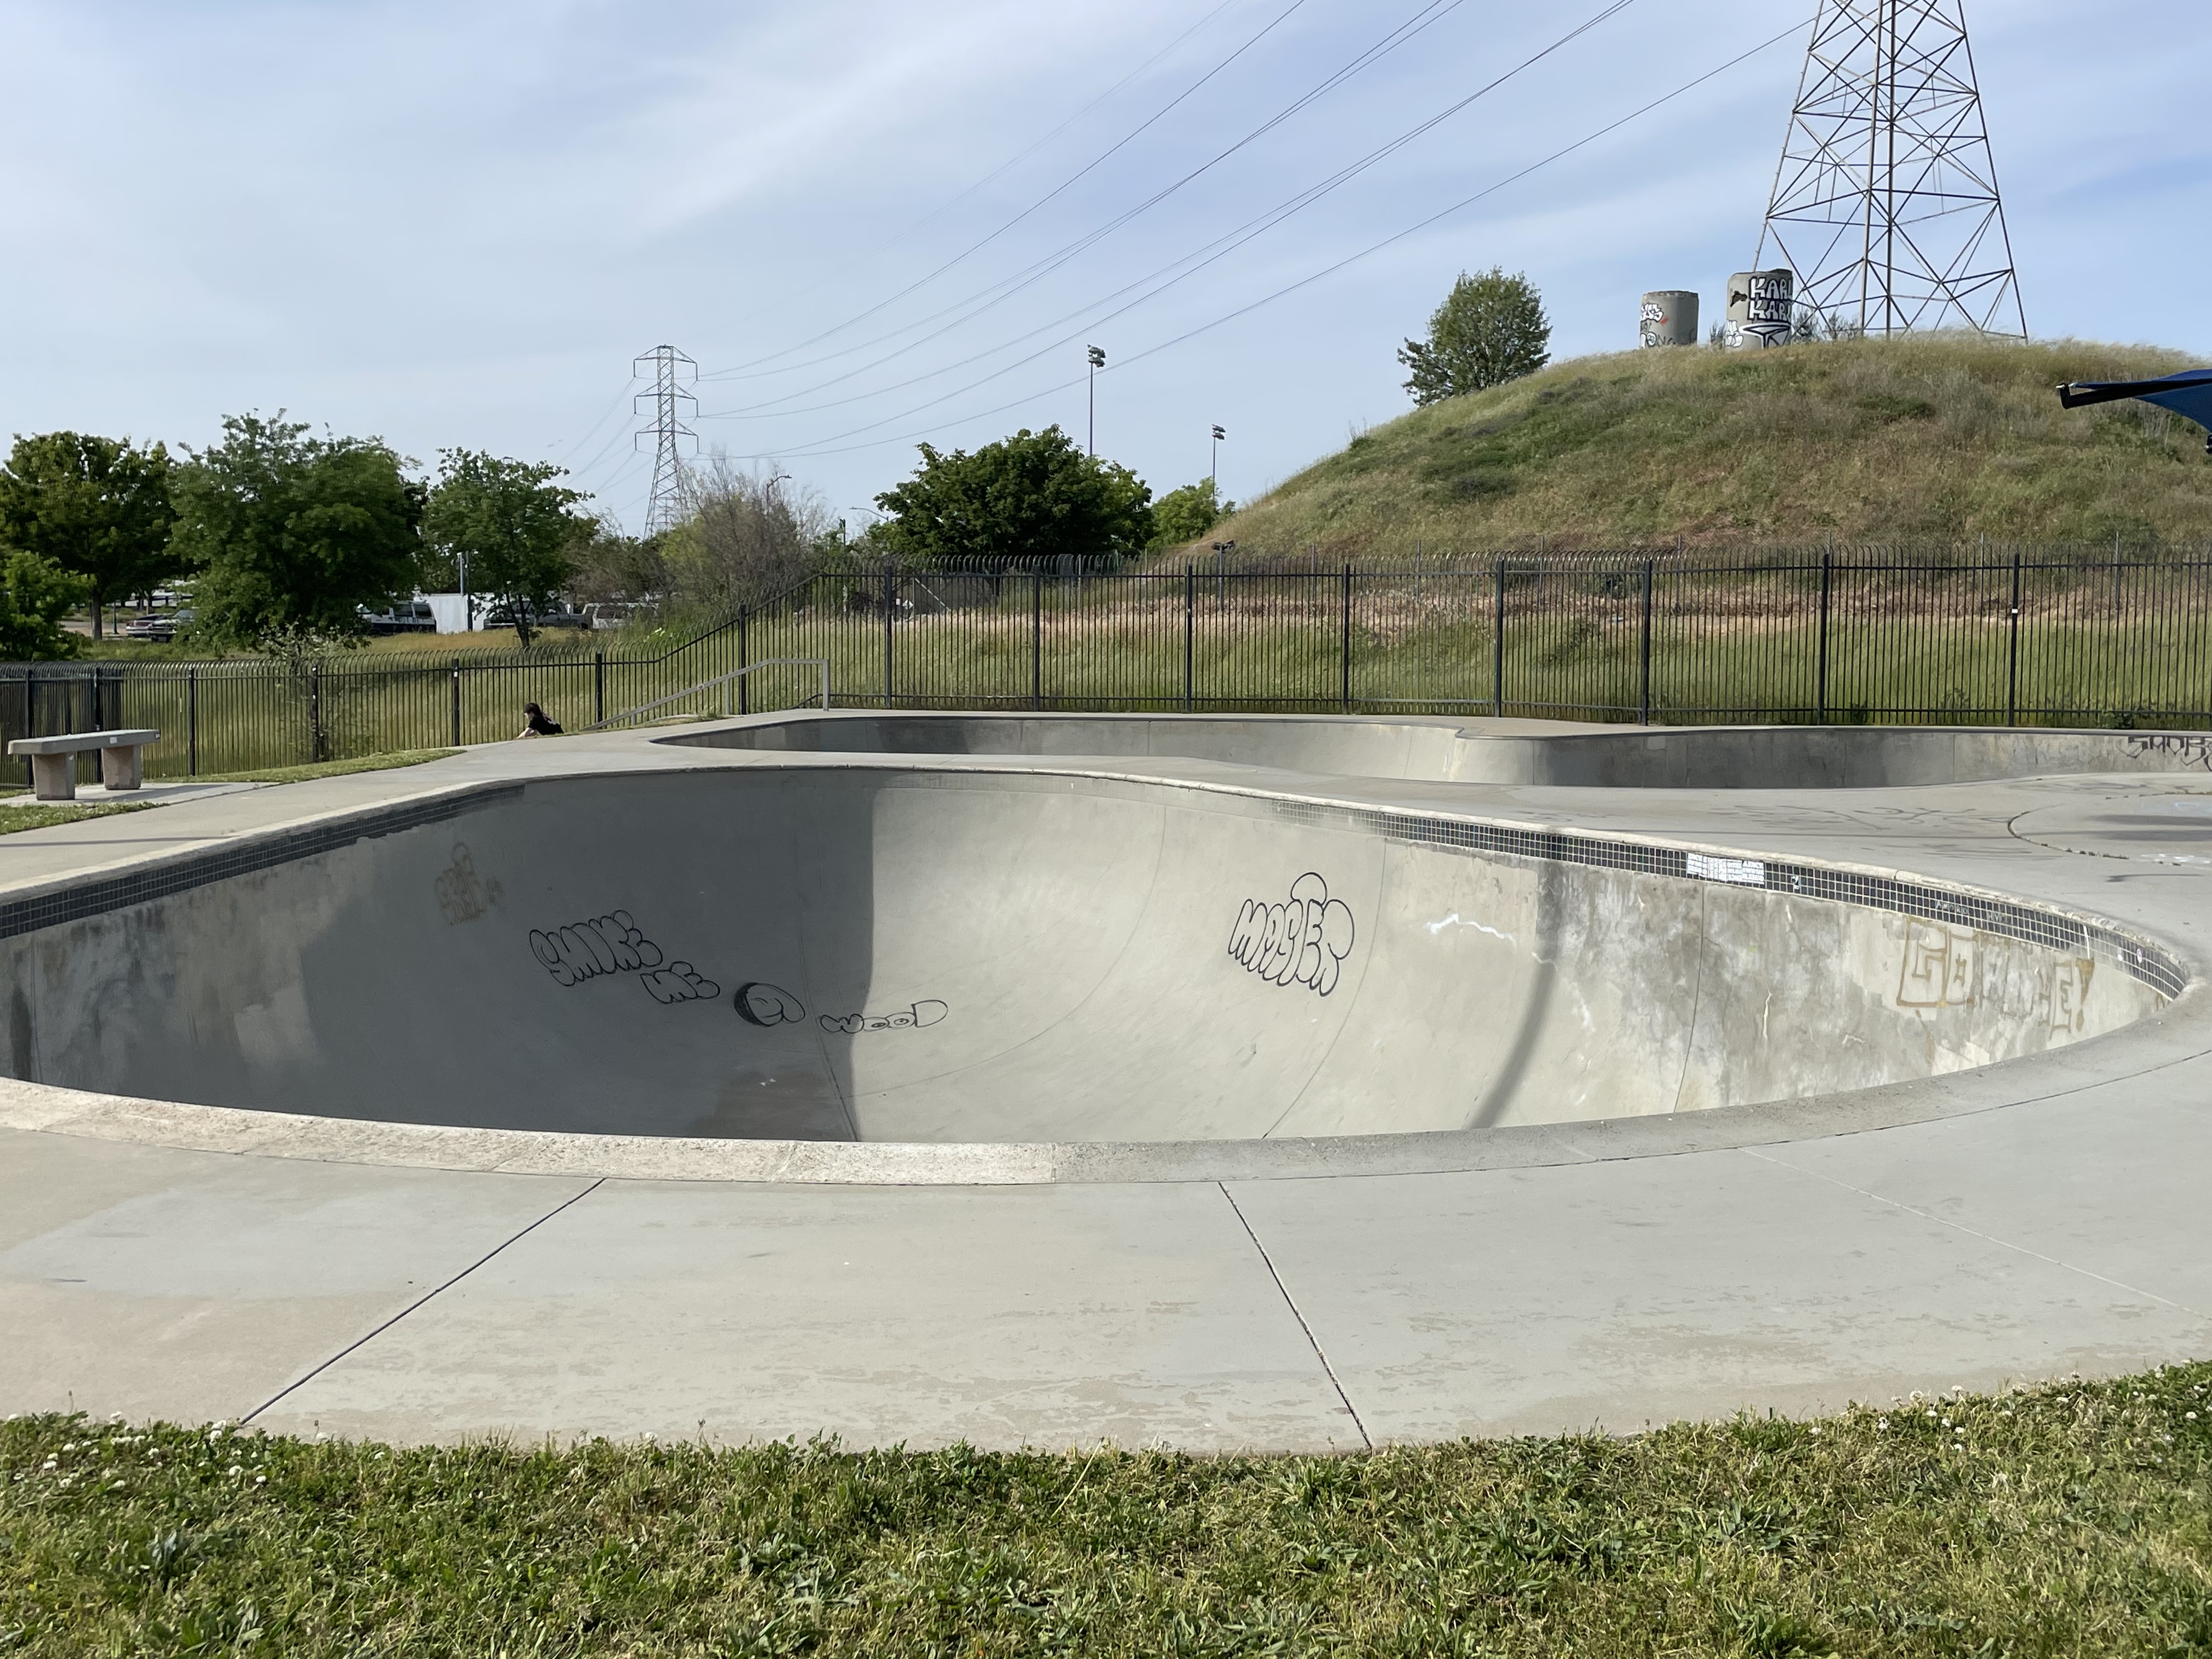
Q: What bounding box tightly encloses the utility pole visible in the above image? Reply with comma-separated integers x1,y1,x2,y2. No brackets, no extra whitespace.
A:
634,345,699,535
1210,424,1226,490
1086,345,1106,456
1756,0,2025,338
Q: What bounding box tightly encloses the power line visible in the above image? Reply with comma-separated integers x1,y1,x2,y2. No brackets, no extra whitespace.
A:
699,1,1638,452
717,20,1810,462
777,1,1244,294
699,0,1478,414
703,0,1316,382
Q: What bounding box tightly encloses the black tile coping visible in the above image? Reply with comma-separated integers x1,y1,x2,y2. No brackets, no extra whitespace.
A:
0,771,2185,1003
0,784,522,944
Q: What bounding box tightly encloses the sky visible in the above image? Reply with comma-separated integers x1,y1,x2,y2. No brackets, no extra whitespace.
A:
0,0,2204,535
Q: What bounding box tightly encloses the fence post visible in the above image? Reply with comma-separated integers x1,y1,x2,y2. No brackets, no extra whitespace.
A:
309,663,323,762
882,563,895,710
1815,546,1833,723
594,652,606,725
450,656,461,747
22,666,33,788
1491,561,1506,719
1340,566,1353,712
1182,567,1195,713
1639,560,1655,726
187,667,198,777
737,608,749,716
2006,548,2023,727
1032,571,1043,712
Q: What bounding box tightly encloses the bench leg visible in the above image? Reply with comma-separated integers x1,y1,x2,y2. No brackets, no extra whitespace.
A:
99,744,143,791
29,754,75,802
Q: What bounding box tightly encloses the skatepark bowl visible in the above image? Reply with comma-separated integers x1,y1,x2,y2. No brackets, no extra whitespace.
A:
0,712,2196,1156
5,710,2211,1447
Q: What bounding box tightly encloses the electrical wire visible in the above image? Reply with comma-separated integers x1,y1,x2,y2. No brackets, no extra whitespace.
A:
712,19,1812,462
699,1,1637,448
700,0,1480,409
702,0,1316,381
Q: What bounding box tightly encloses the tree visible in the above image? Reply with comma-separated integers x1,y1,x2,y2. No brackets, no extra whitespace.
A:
424,450,591,645
661,456,830,614
0,550,89,659
874,427,1153,568
1149,478,1234,552
1397,268,1551,405
170,414,424,650
0,432,176,637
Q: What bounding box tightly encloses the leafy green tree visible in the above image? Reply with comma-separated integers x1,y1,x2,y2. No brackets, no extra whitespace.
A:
1397,268,1551,405
0,550,89,659
170,414,424,650
0,432,176,637
424,450,590,644
874,427,1153,568
1148,478,1234,552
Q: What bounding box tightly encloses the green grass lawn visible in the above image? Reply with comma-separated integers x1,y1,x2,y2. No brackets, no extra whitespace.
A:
3,1364,2208,1656
0,801,157,836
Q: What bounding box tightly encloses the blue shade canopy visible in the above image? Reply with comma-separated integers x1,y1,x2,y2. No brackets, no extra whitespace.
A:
2058,370,2212,449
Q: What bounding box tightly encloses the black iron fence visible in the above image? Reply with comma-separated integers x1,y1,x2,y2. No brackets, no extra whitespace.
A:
10,548,2212,783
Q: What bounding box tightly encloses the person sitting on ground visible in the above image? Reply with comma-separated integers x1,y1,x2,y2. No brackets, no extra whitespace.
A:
516,702,563,738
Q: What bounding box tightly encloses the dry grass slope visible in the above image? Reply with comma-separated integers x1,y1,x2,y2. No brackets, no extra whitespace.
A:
1183,335,2212,563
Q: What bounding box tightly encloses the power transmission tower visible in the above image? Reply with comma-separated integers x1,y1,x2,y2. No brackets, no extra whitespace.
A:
633,345,698,534
1755,0,2026,339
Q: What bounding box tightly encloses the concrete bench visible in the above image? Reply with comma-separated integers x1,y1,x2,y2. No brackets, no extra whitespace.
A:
7,729,161,800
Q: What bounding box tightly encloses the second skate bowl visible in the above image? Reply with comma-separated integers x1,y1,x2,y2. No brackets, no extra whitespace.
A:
2,763,2177,1146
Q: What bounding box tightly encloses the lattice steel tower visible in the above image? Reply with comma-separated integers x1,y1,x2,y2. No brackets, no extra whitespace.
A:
1756,0,2026,338
634,345,698,535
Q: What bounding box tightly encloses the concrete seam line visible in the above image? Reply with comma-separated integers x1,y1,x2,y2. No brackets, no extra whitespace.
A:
1736,1148,2212,1322
239,1177,607,1427
1218,1181,1372,1451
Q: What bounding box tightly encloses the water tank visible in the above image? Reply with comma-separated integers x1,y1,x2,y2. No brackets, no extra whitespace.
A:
1726,269,1795,348
1640,291,1699,348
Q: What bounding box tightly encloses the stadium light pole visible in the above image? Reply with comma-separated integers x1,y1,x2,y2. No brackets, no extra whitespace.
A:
1087,345,1107,455
1211,424,1226,489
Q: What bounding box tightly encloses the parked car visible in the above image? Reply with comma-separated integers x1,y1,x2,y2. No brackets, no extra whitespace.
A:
481,602,590,632
119,610,193,642
362,601,437,635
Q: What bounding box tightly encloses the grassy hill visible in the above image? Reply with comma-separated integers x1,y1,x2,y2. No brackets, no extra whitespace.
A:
1188,335,2212,563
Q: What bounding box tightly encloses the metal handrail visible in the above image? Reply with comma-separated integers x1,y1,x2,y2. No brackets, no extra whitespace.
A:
585,658,830,731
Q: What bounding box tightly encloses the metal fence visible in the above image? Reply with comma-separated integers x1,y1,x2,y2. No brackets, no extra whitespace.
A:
9,548,2212,783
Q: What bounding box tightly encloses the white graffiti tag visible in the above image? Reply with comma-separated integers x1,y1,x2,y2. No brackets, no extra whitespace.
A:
529,911,666,987
1227,873,1356,997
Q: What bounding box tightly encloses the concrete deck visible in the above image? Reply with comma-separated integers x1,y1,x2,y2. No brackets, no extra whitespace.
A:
3,714,2209,1449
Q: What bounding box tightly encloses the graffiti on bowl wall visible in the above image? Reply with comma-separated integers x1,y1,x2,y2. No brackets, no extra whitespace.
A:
529,911,665,986
435,843,502,925
1896,921,1977,1009
2123,734,2212,771
642,963,722,1005
735,982,807,1026
1228,873,1357,997
819,1000,948,1035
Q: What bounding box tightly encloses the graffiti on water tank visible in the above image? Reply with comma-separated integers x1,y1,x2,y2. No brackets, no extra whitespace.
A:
735,982,807,1026
1228,873,1357,997
435,843,502,924
819,1000,948,1035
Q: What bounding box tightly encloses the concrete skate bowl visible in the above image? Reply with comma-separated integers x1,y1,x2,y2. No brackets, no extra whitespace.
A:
674,712,2212,789
0,766,2183,1169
